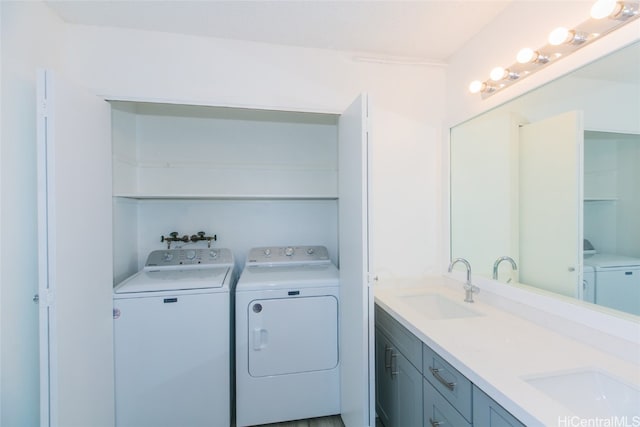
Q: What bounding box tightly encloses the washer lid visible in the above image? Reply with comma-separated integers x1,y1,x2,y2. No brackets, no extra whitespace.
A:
584,253,640,269
236,263,339,291
114,266,230,293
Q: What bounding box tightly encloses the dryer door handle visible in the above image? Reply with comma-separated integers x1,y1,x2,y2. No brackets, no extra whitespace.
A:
252,328,268,351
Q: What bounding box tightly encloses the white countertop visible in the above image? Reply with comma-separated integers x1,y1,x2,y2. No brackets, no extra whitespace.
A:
374,276,640,426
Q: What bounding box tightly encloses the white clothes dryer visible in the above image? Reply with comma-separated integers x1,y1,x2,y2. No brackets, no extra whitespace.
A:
113,248,235,427
235,246,340,427
584,253,640,315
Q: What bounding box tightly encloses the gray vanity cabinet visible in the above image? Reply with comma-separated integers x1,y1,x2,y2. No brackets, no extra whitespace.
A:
375,306,423,427
375,304,526,427
473,386,525,427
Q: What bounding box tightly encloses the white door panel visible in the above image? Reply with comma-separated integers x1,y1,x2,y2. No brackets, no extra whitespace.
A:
37,70,113,427
338,94,374,427
518,111,583,297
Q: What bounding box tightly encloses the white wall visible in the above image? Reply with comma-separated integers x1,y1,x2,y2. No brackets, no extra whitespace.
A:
63,24,447,280
0,2,66,426
450,112,518,279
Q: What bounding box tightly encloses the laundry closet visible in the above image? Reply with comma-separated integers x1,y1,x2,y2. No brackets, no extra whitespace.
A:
37,70,374,426
110,101,342,283
583,130,640,258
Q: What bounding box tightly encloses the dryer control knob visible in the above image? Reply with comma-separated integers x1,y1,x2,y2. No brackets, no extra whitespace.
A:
284,247,294,256
264,248,271,256
186,250,196,260
306,248,315,255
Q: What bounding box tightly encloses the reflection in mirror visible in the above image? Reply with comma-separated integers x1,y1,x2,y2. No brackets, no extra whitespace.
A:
450,41,640,317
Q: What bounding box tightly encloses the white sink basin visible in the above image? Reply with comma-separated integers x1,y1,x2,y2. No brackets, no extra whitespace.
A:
399,293,481,319
525,369,640,418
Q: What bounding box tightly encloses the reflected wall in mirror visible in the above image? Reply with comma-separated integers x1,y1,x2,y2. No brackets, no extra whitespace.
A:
450,41,640,317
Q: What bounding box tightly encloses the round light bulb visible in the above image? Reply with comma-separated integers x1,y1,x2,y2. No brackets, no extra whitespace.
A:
516,48,536,64
590,0,622,19
489,67,507,81
468,80,485,94
548,27,572,45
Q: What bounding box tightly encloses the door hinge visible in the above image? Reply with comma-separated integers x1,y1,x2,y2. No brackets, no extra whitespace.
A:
40,99,50,118
367,273,378,285
38,289,55,307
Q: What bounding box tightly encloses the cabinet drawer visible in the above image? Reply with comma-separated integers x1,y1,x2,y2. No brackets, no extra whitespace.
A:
423,344,472,422
424,379,471,427
473,386,525,427
375,305,422,371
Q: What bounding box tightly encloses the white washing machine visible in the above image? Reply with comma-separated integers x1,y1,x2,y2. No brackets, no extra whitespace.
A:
235,245,340,427
113,248,235,427
584,253,640,315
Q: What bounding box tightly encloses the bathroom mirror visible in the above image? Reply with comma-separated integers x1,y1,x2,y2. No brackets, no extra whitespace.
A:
450,40,640,317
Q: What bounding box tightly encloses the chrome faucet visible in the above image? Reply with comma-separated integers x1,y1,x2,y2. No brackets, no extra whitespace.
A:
447,257,479,303
492,256,518,282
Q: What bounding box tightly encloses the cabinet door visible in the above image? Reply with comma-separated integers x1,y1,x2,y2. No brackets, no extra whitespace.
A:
339,94,374,427
394,351,423,427
37,70,113,427
473,386,525,427
375,329,422,427
375,329,394,427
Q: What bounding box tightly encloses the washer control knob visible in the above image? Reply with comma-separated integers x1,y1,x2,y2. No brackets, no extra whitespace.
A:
306,247,315,255
186,250,196,260
284,247,294,256
264,248,271,256
163,252,174,262
209,250,218,259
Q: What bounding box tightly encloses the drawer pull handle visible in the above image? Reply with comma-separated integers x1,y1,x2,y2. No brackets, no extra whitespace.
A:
384,345,392,370
429,366,456,391
429,418,443,427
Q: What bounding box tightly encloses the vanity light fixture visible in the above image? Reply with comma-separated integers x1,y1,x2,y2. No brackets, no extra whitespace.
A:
489,66,507,81
591,0,623,19
469,0,639,98
548,27,588,45
469,80,497,94
516,48,550,64
468,80,485,94
591,0,639,19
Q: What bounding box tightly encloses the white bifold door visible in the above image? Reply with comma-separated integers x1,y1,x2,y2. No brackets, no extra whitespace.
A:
338,94,375,427
518,111,583,298
36,70,114,427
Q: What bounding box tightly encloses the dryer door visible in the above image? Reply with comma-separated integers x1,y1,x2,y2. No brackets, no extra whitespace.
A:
248,295,338,377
